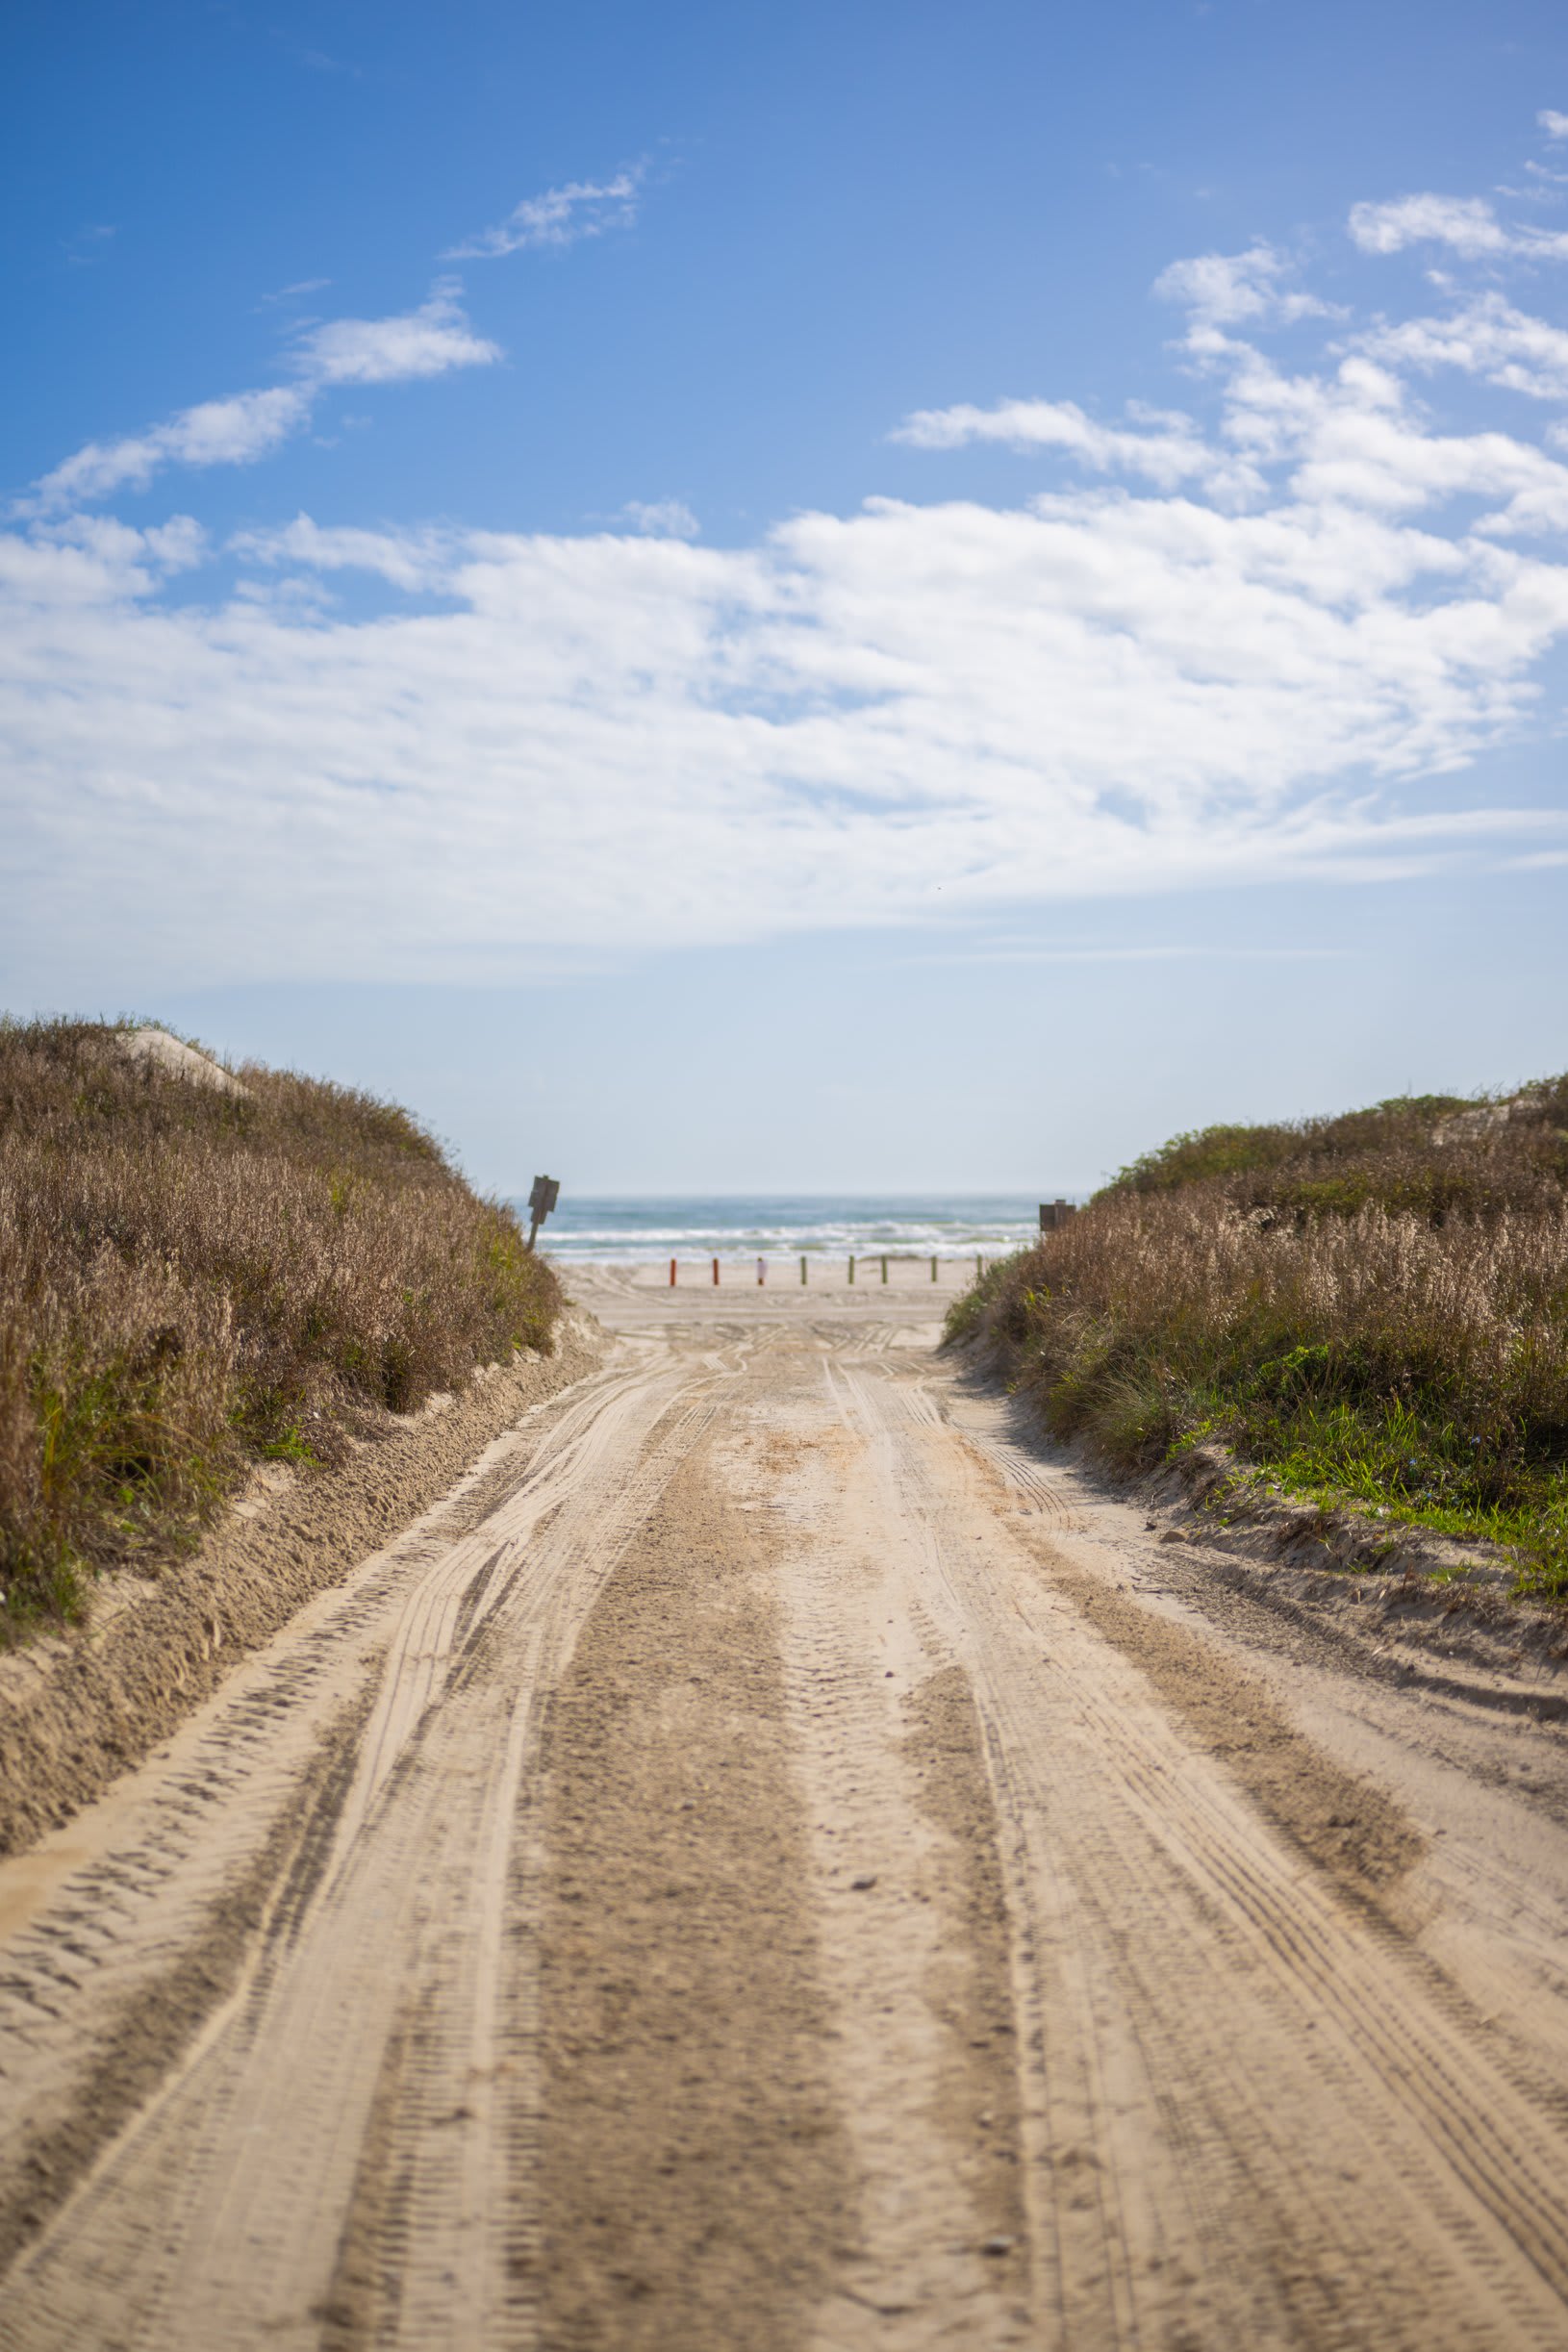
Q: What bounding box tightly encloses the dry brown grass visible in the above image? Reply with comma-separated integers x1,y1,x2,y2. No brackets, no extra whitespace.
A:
0,1020,561,1639
950,1082,1568,1589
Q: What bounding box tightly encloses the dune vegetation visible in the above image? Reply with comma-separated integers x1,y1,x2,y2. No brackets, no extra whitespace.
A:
0,1020,561,1641
948,1081,1568,1594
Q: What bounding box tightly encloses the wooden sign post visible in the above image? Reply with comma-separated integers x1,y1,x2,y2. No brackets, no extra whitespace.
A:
525,1176,560,1252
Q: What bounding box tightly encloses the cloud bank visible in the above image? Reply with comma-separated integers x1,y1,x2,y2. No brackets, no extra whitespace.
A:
8,135,1568,994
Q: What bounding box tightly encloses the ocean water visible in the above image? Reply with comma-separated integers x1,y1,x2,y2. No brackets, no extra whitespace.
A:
513,1194,1045,1265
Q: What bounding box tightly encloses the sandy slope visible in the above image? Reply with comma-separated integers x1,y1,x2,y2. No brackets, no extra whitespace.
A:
5,1266,1568,2348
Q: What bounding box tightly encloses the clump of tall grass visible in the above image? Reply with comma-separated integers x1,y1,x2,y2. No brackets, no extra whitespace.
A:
0,1020,561,1639
950,1082,1568,1593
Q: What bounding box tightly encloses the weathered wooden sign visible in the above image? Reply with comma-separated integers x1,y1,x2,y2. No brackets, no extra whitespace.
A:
526,1175,561,1252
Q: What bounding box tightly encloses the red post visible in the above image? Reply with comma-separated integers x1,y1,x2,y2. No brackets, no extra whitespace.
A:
712,1255,720,1286
670,1257,676,1287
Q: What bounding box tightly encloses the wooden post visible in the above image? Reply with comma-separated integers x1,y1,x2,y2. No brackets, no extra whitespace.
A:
800,1254,807,1285
712,1255,719,1286
669,1257,676,1287
525,1175,560,1253
881,1254,888,1284
976,1252,983,1277
931,1254,937,1282
848,1254,855,1285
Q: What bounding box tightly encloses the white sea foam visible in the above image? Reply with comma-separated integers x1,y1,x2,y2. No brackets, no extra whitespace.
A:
519,1194,1050,1264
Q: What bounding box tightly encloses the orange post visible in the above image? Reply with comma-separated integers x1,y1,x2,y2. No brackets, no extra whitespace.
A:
712,1255,720,1286
670,1257,676,1287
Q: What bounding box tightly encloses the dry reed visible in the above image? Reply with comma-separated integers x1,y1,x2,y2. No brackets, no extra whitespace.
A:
0,1020,561,1638
951,1083,1568,1589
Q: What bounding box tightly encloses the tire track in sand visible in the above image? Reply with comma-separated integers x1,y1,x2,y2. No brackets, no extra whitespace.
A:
840,1353,1568,2349
536,1437,849,2352
0,1343,729,2351
734,1363,1035,2349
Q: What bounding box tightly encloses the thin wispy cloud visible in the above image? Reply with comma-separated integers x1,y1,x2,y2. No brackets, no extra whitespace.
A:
63,223,117,267
258,278,332,307
890,395,1261,497
898,944,1355,966
22,287,498,512
443,169,644,260
1356,291,1568,401
1349,191,1568,261
619,498,700,539
32,387,315,507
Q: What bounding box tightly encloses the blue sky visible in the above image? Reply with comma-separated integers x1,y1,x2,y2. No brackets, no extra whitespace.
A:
7,0,1568,1192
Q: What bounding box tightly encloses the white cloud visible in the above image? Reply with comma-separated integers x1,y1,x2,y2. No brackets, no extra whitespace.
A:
619,499,700,539
1349,191,1568,261
1188,340,1568,528
444,170,643,260
7,459,1568,995
1357,292,1568,400
229,514,456,591
24,290,498,511
298,285,500,384
890,396,1260,497
13,133,1568,997
1349,194,1514,258
1539,111,1568,139
1153,242,1331,327
0,514,207,608
31,388,314,508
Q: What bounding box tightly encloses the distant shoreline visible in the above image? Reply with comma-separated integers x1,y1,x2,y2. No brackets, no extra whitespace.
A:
513,1191,1053,1263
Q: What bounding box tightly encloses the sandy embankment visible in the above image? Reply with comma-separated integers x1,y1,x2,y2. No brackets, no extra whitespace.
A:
0,1314,604,1857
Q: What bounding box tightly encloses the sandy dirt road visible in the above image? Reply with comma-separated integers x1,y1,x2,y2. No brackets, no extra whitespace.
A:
7,1266,1568,2349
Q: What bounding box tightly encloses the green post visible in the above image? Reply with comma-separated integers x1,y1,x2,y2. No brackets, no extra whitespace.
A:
800,1253,807,1285
976,1252,982,1278
931,1254,937,1281
881,1254,888,1284
848,1254,855,1284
